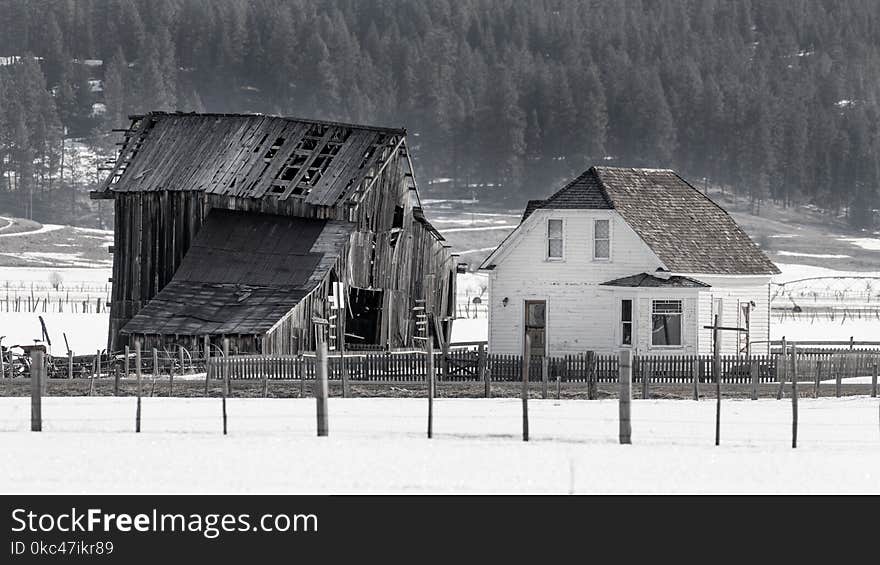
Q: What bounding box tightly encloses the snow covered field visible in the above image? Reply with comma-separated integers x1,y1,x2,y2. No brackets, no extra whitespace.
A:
2,397,879,493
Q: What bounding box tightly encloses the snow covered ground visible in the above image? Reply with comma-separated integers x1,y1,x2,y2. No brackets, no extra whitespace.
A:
0,312,108,354
2,396,878,493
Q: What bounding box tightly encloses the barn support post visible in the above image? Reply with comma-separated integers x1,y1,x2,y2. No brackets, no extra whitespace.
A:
135,339,142,433
791,343,798,449
25,345,45,432
619,349,632,444
521,333,530,442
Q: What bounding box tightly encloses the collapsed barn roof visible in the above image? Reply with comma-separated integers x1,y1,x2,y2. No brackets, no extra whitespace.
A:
94,111,406,207
121,209,353,336
495,166,779,276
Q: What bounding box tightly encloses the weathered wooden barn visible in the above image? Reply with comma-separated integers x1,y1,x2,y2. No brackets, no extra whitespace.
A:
91,112,457,354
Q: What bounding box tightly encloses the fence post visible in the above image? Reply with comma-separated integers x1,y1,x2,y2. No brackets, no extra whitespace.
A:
179,345,185,375
169,350,175,397
427,338,434,439
222,337,230,435
479,344,490,398
89,351,98,396
814,360,822,399
619,349,632,444
835,356,842,398
776,337,787,400
750,359,758,400
872,363,878,398
692,357,700,401
135,339,142,433
26,345,45,432
791,343,798,449
713,314,721,447
341,351,351,399
642,357,650,400
124,345,130,379
588,351,597,400
556,375,561,400
315,326,329,437
223,338,231,396
541,356,548,399
203,336,211,396
114,365,119,396
68,350,74,379
521,333,530,442
151,348,159,397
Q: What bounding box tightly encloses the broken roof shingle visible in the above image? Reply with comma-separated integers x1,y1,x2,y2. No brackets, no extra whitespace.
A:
521,166,780,275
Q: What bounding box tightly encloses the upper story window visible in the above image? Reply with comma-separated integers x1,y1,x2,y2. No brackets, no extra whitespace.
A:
594,219,610,260
547,219,563,260
652,300,682,347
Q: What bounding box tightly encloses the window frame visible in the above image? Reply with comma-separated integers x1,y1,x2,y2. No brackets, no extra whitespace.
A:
546,218,565,261
620,298,634,347
651,299,684,348
592,218,612,261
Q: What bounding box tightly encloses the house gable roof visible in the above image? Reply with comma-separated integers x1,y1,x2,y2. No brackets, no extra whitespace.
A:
94,112,405,207
486,166,779,276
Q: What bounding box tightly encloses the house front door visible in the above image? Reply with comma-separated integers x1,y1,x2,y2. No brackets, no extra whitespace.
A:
524,300,546,356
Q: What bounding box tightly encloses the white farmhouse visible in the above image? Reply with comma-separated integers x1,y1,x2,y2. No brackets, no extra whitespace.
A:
480,166,780,357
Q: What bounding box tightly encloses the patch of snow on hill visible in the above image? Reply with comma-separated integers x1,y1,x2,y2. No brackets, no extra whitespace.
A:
838,237,880,251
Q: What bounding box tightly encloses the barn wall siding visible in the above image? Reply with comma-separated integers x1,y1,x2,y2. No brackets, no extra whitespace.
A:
109,135,454,355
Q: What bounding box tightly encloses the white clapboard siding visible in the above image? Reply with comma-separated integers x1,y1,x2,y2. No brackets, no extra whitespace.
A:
487,208,772,356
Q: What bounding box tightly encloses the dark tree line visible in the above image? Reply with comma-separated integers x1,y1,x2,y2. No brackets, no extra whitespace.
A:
0,0,879,228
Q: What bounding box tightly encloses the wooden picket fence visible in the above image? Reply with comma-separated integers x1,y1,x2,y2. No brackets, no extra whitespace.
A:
203,349,880,385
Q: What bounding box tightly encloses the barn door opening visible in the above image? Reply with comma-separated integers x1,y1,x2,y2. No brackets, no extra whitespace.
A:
524,300,546,357
345,287,384,348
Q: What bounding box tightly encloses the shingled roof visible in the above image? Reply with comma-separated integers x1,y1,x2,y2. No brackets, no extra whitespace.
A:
95,112,405,207
600,273,710,288
513,166,779,275
122,209,353,336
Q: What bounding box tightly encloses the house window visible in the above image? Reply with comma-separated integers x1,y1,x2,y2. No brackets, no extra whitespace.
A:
652,300,682,346
547,219,563,260
594,219,610,260
621,299,633,346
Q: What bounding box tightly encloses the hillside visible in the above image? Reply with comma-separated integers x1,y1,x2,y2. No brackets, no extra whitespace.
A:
1,0,879,231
